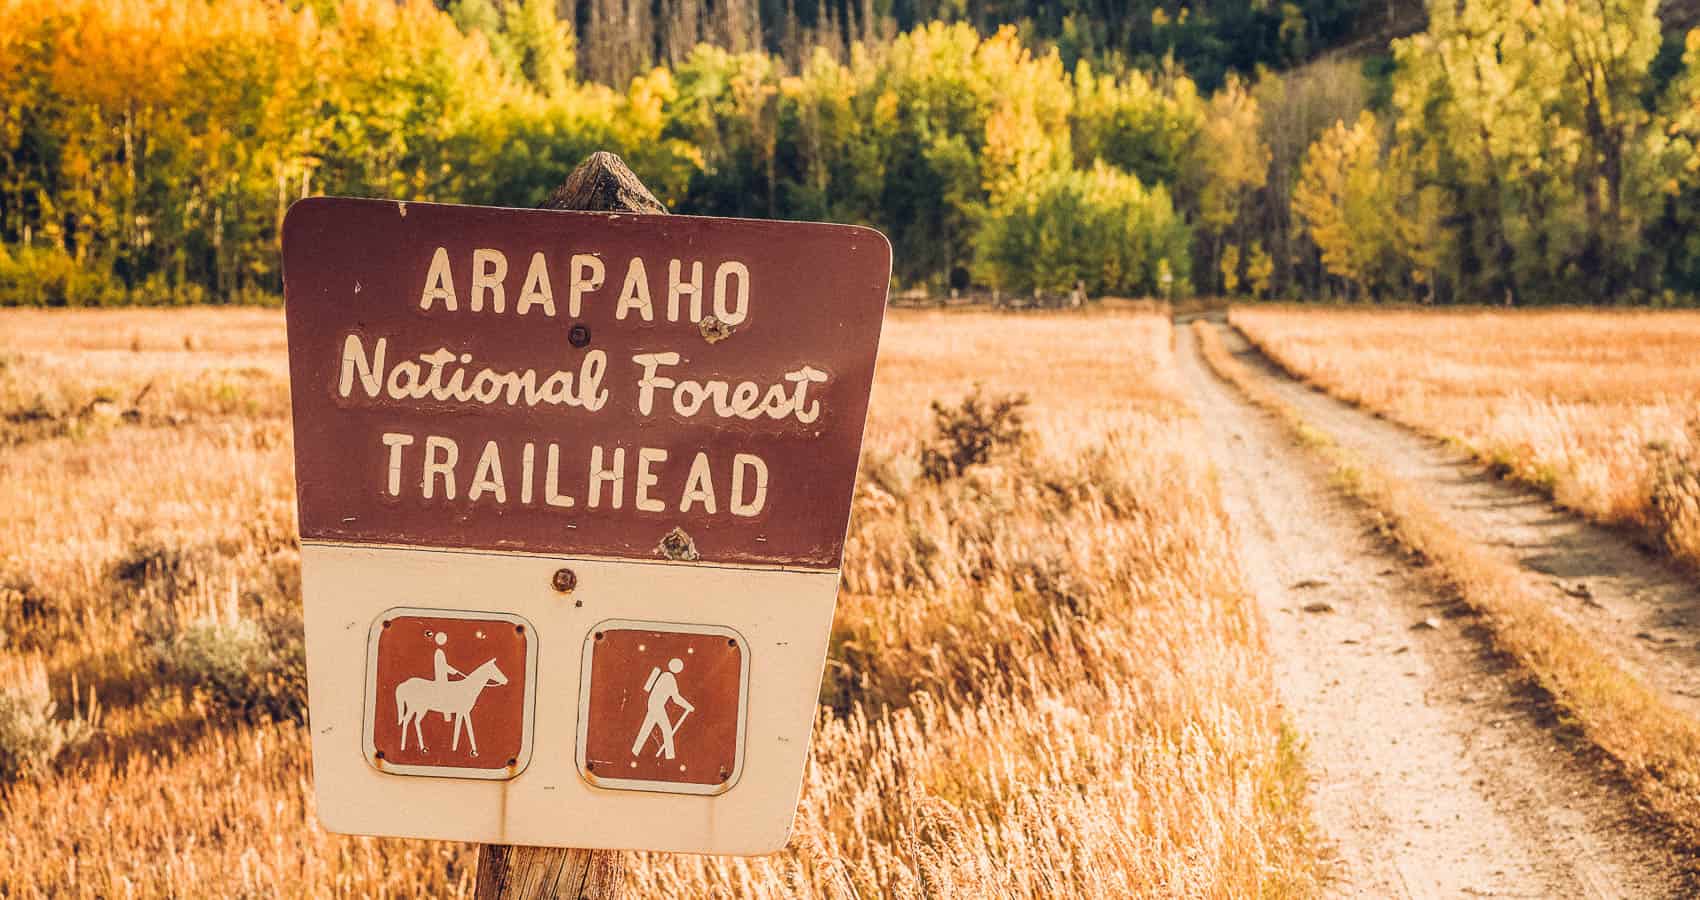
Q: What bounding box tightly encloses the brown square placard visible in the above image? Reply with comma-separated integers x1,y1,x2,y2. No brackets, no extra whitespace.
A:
363,609,537,779
577,621,750,795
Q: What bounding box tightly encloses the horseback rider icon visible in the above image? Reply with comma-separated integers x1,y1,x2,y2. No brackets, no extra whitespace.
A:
631,658,695,760
394,629,508,755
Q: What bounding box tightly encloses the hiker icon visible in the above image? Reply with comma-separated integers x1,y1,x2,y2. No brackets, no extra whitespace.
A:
395,630,508,755
631,658,695,760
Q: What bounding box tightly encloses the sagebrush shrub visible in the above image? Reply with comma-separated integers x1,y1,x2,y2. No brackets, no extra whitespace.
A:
919,386,1029,482
152,589,306,724
0,656,95,782
0,576,65,650
112,540,213,600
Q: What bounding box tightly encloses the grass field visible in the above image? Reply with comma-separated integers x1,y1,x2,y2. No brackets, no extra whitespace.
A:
1231,307,1700,569
0,308,1317,897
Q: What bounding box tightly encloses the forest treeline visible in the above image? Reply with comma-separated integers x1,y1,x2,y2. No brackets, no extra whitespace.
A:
2,0,1699,306
561,0,1362,94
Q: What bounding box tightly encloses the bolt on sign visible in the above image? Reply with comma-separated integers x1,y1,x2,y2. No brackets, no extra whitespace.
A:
282,198,889,855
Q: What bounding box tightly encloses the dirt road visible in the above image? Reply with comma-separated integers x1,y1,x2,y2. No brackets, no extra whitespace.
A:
1175,322,1689,897
1225,321,1700,722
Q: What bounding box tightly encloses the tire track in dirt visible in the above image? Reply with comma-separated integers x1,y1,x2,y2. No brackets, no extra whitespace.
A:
1175,321,1688,898
1225,322,1700,723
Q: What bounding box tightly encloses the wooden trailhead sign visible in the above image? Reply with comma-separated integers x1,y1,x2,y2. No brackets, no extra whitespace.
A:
281,196,889,856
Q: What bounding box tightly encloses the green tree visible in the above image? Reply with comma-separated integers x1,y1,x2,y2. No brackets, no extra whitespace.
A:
1071,59,1203,187
974,162,1190,298
1391,0,1663,303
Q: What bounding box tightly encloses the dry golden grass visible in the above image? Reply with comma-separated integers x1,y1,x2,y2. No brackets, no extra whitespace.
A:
0,308,1318,897
1230,306,1700,567
1196,319,1700,849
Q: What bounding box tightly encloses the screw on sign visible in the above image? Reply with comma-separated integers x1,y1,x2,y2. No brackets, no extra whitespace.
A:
577,622,749,794
364,610,537,778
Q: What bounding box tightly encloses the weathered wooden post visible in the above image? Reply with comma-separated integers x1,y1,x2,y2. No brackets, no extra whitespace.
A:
474,836,622,900
537,150,668,218
470,150,664,900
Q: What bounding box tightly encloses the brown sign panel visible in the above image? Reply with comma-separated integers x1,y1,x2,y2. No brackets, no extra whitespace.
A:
363,609,537,779
281,198,890,569
577,621,749,794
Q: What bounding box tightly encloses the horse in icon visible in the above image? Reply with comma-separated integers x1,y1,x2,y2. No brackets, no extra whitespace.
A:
395,657,508,755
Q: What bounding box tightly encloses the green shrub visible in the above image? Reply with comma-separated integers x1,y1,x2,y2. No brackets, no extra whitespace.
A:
974,163,1192,298
0,246,128,307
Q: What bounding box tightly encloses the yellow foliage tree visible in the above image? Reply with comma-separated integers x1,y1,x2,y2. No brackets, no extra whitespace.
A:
1218,243,1241,294
976,27,1074,200
1293,111,1387,296
1189,76,1268,232
1182,75,1269,293
1246,241,1274,297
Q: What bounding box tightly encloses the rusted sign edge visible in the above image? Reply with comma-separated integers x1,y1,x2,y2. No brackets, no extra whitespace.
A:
299,538,848,575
